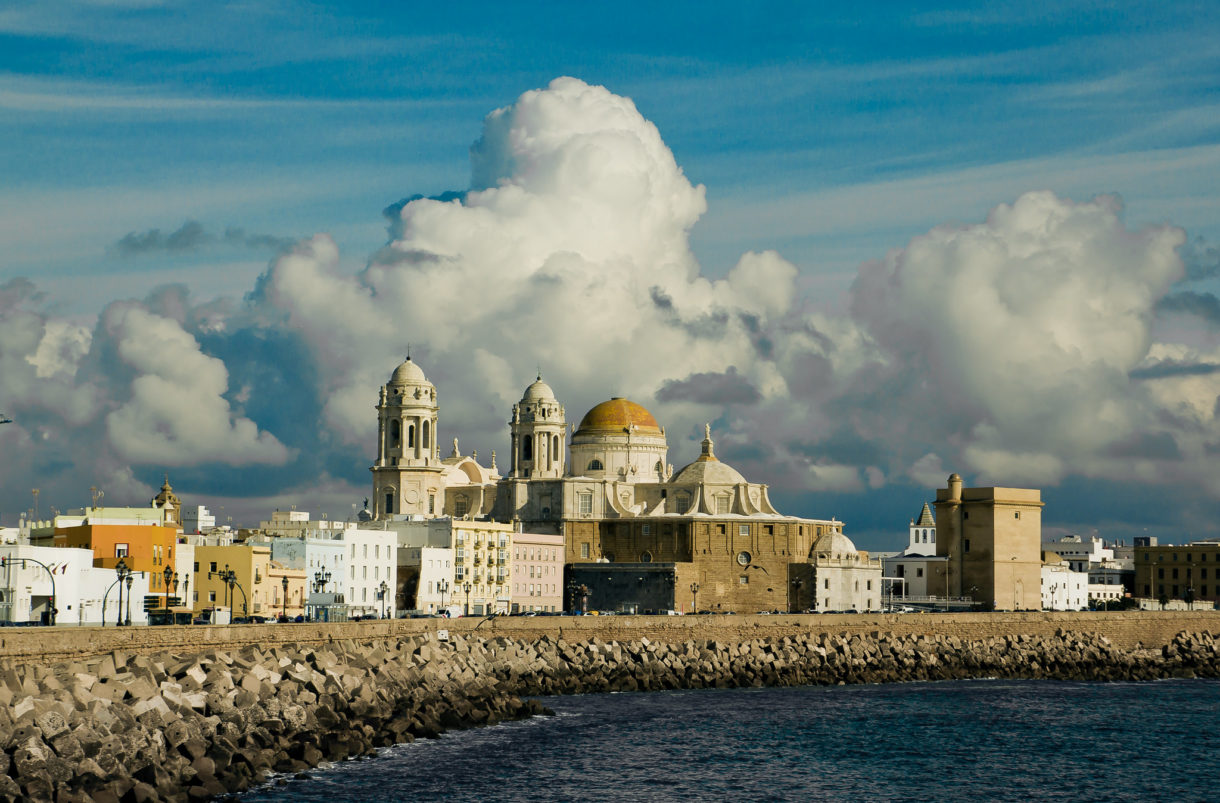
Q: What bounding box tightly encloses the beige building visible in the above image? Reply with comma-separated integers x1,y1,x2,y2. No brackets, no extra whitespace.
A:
1135,539,1220,605
934,474,1043,610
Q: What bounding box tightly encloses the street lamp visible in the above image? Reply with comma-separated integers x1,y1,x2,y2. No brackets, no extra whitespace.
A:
464,581,472,616
124,573,133,626
281,575,290,620
438,579,450,611
690,582,700,613
163,565,173,610
114,559,127,626
378,580,389,619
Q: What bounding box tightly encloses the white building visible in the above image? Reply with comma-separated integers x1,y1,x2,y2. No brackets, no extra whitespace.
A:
182,505,216,534
0,544,152,626
253,510,349,621
880,503,948,602
399,545,457,615
811,530,882,612
1041,552,1088,611
1041,535,1113,573
344,525,398,618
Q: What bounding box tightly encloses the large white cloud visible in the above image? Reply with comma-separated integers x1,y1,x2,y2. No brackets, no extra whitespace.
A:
4,76,1220,534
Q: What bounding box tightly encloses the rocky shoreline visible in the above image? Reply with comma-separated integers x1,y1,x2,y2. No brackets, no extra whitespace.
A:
1,628,1217,801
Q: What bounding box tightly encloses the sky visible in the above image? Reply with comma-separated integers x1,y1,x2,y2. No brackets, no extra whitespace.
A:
2,1,1220,550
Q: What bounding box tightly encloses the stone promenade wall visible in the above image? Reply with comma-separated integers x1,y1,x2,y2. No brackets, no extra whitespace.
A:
1,610,1218,665
1,624,1218,800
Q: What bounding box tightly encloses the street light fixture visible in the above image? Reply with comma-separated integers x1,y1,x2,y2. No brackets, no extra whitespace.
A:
114,559,130,626
124,573,133,626
464,581,472,616
281,575,290,621
163,565,174,610
438,578,450,611
690,582,700,613
378,580,389,619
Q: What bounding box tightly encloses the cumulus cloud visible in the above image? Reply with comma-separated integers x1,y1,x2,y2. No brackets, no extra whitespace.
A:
101,304,292,466
5,76,1220,539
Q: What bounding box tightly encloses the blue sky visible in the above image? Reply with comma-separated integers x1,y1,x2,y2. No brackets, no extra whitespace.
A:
2,2,1220,548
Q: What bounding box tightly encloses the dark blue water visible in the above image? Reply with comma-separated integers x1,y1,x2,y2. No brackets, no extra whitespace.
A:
242,679,1220,802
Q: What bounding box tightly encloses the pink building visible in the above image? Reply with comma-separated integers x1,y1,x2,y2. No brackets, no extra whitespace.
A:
512,531,564,613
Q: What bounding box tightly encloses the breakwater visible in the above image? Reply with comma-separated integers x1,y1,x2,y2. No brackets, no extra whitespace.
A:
1,626,1218,801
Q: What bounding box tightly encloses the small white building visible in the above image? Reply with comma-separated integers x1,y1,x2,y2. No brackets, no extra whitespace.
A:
1041,552,1088,611
181,505,216,535
1042,535,1113,573
344,525,398,618
880,503,948,602
811,530,882,612
399,546,457,614
0,544,152,626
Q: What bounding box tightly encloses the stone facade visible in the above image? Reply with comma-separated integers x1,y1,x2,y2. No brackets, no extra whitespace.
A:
934,474,1043,610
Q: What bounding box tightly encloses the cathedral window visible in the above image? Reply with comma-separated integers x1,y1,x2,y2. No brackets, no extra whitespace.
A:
552,435,560,461
384,493,394,515
423,420,431,449
454,496,469,518
408,425,415,448
716,495,730,514
390,420,401,447
523,437,533,460
578,492,593,515
587,459,602,471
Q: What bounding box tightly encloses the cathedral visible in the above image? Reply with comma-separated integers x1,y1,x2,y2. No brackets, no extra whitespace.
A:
371,358,882,612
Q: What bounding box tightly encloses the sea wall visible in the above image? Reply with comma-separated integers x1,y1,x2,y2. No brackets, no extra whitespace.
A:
1,626,1219,801
2,609,1218,665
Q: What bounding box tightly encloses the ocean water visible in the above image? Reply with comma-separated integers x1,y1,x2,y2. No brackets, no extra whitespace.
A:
241,679,1220,802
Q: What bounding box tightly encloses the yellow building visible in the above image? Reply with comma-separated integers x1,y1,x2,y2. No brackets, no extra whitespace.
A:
192,544,272,618
934,474,1044,610
1135,540,1220,604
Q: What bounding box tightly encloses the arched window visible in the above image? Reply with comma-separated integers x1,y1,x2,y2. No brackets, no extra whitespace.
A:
454,495,469,518
523,437,533,460
408,424,415,448
552,434,559,461
390,419,401,447
422,420,430,449
384,492,394,515
588,459,603,471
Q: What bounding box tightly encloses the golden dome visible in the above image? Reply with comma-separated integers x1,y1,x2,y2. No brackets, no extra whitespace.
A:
576,397,662,434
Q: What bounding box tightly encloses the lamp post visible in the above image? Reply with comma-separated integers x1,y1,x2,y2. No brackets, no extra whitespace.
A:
690,582,700,613
464,581,472,616
281,576,289,620
124,573,133,626
378,580,389,619
163,565,173,610
438,579,449,612
114,559,127,627
182,575,190,614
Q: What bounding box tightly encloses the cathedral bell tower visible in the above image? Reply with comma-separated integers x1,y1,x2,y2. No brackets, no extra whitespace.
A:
510,375,566,478
371,357,445,518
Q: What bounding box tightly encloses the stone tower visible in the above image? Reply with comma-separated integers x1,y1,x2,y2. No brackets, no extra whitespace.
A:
509,376,566,479
371,357,445,518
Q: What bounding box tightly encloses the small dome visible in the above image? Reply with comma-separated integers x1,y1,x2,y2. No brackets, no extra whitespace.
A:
576,398,661,434
813,529,858,558
390,357,427,385
522,375,557,403
672,459,746,486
